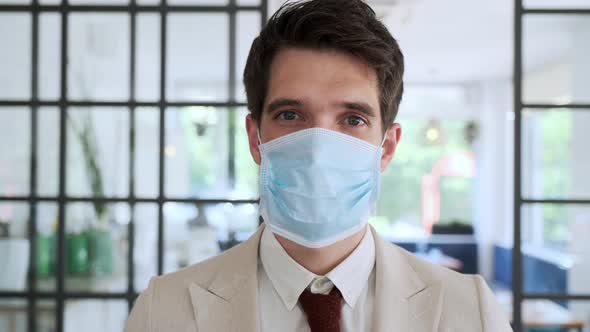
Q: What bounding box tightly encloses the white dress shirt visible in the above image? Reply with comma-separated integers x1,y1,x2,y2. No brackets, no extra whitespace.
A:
257,226,376,332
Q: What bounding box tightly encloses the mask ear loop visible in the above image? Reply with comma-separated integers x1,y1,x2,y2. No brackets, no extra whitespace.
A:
375,131,389,168
380,131,388,147
257,129,262,145
370,133,387,218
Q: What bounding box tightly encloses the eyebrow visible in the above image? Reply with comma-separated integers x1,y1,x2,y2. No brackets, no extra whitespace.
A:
265,98,377,117
266,98,303,114
339,101,377,118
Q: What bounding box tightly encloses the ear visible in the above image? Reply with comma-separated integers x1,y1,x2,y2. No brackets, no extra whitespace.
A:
245,114,262,165
380,123,402,172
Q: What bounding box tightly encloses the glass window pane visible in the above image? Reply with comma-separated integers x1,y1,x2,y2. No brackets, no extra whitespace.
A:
68,14,130,101
70,0,129,4
235,11,260,103
522,109,590,200
64,300,127,332
0,107,31,196
140,107,258,199
165,107,230,198
137,0,159,4
0,202,29,292
36,202,57,292
520,300,590,332
135,14,161,102
235,108,258,198
168,0,228,5
522,204,590,295
38,108,59,197
39,0,59,3
133,203,157,291
64,203,129,292
523,15,590,104
372,118,476,238
238,0,260,5
0,0,31,4
134,107,160,198
39,13,61,101
66,108,130,197
37,300,56,332
231,202,259,243
163,201,258,274
0,299,27,332
524,0,590,8
0,13,31,100
167,14,228,102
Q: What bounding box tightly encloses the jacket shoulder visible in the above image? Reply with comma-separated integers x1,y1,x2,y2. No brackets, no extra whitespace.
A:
153,239,252,295
396,247,512,331
125,241,254,332
402,249,480,303
401,248,479,293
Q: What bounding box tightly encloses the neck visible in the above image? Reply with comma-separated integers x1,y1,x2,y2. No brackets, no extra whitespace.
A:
273,226,368,275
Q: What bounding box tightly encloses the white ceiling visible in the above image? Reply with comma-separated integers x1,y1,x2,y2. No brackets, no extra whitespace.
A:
269,0,585,84
376,0,514,83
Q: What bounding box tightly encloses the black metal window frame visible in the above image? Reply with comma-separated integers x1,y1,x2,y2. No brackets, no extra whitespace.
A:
0,1,268,332
513,2,590,332
4,1,590,331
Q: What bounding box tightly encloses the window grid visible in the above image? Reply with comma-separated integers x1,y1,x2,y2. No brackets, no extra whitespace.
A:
514,1,590,331
6,1,590,332
0,0,267,331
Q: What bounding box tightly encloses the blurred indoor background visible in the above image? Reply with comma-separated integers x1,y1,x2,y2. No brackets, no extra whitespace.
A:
0,0,589,331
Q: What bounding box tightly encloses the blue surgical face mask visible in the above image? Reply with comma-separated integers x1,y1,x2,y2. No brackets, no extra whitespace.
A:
258,127,385,248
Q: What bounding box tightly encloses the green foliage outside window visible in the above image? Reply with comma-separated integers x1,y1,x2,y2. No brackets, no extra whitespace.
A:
539,110,571,247
180,107,258,198
375,120,474,230
180,106,221,192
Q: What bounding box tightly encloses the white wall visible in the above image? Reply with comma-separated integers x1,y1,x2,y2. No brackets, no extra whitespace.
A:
472,80,513,279
569,18,590,328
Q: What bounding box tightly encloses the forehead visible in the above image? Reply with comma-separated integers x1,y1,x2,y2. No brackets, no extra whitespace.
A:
264,47,380,109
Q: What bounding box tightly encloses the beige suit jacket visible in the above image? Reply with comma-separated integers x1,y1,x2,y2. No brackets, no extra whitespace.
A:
124,225,512,332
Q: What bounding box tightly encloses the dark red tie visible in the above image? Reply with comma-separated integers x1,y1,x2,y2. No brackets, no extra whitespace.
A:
298,286,343,332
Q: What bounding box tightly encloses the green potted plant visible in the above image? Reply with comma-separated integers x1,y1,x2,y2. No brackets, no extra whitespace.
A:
69,111,113,276
66,218,90,276
36,218,56,279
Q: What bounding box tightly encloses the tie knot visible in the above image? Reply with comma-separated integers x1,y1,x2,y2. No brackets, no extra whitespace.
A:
298,287,343,332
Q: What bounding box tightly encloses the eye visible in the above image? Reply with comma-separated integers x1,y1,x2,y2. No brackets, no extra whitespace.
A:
277,111,300,121
345,115,367,127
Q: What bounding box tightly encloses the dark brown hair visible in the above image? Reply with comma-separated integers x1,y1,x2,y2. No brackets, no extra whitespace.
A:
243,0,404,131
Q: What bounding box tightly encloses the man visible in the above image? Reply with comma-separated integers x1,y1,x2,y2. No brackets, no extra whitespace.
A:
125,0,512,331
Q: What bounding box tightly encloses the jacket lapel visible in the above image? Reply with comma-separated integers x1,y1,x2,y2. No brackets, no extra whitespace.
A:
188,224,445,332
371,226,444,332
189,284,232,332
189,225,264,332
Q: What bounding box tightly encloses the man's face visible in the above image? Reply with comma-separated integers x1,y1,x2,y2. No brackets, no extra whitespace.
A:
246,47,401,172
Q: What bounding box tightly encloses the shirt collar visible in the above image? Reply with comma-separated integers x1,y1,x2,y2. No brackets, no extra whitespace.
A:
259,225,375,310
259,227,316,311
326,227,375,308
